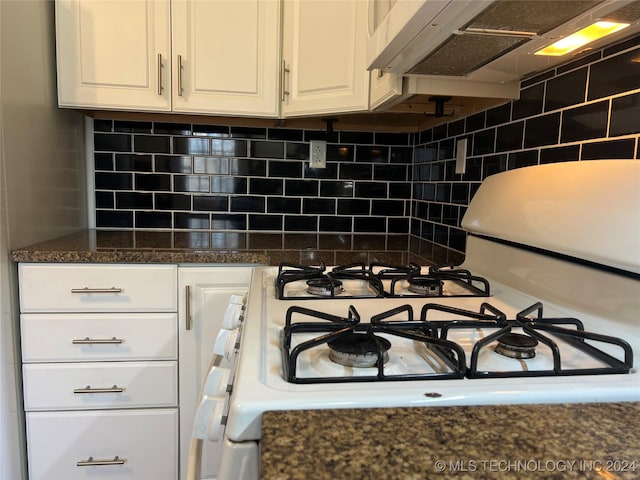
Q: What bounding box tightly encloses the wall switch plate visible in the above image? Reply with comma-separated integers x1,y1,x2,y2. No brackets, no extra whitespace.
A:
455,138,467,174
309,140,327,168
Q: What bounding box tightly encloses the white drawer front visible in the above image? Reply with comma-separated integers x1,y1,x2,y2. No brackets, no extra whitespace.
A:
19,264,177,312
26,409,178,480
21,313,177,362
23,362,177,410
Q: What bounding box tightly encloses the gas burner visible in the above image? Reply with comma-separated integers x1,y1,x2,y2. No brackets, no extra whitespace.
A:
494,333,538,359
306,278,344,297
327,333,391,368
408,277,444,296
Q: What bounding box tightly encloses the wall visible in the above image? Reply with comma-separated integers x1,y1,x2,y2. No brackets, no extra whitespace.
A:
411,34,640,263
0,1,87,478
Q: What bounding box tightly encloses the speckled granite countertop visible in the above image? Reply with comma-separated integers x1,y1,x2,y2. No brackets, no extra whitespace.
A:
10,229,459,265
262,403,640,479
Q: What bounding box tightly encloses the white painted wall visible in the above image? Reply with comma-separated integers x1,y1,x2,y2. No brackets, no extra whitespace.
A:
0,1,87,478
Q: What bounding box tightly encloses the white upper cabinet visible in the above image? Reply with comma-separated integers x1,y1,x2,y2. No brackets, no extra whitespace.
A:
55,0,370,117
55,0,172,111
172,0,280,117
281,0,369,117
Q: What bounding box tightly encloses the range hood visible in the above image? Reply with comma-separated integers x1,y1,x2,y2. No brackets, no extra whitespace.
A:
368,0,640,95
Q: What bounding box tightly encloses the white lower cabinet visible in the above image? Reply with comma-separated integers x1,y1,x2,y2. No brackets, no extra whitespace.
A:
19,264,179,480
19,262,255,480
26,409,178,480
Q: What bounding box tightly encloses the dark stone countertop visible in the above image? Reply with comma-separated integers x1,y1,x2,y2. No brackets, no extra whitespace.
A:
10,229,461,266
261,403,640,479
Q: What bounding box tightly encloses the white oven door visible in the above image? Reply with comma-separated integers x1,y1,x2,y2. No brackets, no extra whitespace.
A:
188,295,251,479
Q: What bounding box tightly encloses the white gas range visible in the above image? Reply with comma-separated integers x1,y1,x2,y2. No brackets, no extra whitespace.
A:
196,161,639,480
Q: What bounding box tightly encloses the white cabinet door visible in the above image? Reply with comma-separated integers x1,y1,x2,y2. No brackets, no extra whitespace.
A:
172,0,281,117
178,266,253,480
23,361,178,410
19,264,177,313
20,313,177,362
55,0,171,111
281,0,370,117
26,409,178,480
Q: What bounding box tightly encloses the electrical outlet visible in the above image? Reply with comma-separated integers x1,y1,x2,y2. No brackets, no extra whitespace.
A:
309,140,327,169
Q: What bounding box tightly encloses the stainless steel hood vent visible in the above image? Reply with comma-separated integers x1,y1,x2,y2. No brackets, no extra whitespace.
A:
368,0,640,84
408,0,603,76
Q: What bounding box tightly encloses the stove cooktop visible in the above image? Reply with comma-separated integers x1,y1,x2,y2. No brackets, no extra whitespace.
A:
275,262,491,300
281,301,634,384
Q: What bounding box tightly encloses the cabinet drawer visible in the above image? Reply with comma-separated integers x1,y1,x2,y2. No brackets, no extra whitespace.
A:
23,361,177,411
26,409,177,480
21,313,177,362
19,264,177,312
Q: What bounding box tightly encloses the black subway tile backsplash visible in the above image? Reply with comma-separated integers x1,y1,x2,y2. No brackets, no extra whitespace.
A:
173,137,209,155
155,193,191,211
340,163,372,180
249,178,283,196
95,172,132,190
561,101,609,143
231,196,265,213
581,139,636,160
610,92,640,137
303,198,335,215
95,133,131,152
508,150,539,170
96,210,133,228
193,124,230,137
496,122,524,152
116,154,152,172
486,102,511,127
174,213,209,230
544,68,587,112
356,146,389,163
337,199,370,215
341,131,373,144
267,197,301,214
95,191,114,209
539,145,580,164
156,155,193,173
193,195,228,212
95,153,113,171
269,160,302,178
134,135,170,154
588,48,640,101
524,112,560,148
93,36,638,257
135,211,171,229
252,140,283,159
230,126,267,139
114,121,152,133
116,192,152,210
135,173,171,191
512,83,544,120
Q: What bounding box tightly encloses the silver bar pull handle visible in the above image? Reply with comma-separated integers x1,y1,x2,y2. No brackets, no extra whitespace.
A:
77,456,126,467
281,60,290,101
70,287,122,294
157,53,163,95
73,385,124,394
72,337,124,345
185,285,192,331
177,54,184,96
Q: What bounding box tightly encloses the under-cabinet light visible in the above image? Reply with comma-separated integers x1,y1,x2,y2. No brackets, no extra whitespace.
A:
534,21,629,56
